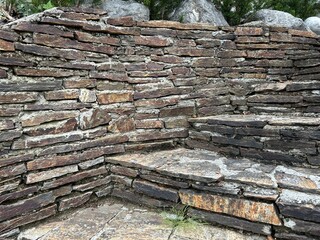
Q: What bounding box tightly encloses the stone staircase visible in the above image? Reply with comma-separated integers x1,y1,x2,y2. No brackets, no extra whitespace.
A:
96,146,319,240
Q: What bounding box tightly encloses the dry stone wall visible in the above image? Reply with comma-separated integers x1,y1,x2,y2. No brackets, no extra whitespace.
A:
0,7,319,238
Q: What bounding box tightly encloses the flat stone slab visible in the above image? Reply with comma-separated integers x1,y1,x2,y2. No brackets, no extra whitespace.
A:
190,114,320,126
18,198,266,240
107,148,319,191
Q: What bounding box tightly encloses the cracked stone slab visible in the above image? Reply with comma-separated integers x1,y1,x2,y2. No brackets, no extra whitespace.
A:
19,198,267,240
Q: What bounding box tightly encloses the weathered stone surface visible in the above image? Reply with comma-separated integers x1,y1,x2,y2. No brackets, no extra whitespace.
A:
79,156,105,170
97,91,133,104
135,36,172,47
15,68,76,77
0,192,55,222
12,22,74,37
189,208,272,235
42,166,108,190
135,120,164,129
180,190,282,225
64,79,96,89
0,81,63,92
133,179,179,202
39,135,126,156
26,165,78,184
0,56,34,66
0,153,34,168
21,111,78,127
0,30,19,41
79,89,96,103
0,164,26,179
134,87,191,100
80,108,111,130
0,178,20,194
73,176,111,192
0,205,56,234
110,165,138,177
277,189,320,223
24,118,78,137
12,132,83,149
129,129,188,142
108,117,135,133
284,218,320,236
0,39,15,51
59,192,92,211
44,90,79,100
0,186,38,204
0,92,38,104
33,33,115,54
0,130,21,142
248,95,302,103
140,173,189,188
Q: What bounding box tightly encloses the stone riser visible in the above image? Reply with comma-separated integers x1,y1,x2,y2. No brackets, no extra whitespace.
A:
187,115,320,168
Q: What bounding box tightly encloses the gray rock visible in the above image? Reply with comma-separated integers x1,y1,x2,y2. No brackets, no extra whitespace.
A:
305,16,320,34
169,0,229,26
245,9,308,30
100,0,150,21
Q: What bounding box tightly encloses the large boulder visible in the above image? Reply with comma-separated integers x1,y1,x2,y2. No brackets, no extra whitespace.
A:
169,0,229,26
244,9,308,30
305,17,320,35
100,0,150,21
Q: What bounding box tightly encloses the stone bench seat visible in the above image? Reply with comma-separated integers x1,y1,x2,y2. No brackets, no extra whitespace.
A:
187,114,320,168
105,148,320,239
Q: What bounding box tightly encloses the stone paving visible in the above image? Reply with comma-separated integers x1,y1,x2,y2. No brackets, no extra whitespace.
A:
18,198,266,240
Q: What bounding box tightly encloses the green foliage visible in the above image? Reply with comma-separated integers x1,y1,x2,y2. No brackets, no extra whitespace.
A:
267,0,320,19
213,0,320,26
137,0,183,20
161,206,205,230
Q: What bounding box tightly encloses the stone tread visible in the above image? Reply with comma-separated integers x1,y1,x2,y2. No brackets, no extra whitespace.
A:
106,148,320,192
189,114,320,126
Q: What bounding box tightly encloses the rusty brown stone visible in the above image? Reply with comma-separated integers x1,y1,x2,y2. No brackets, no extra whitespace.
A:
12,132,83,149
42,166,108,190
21,111,78,127
80,108,111,130
44,89,79,100
110,165,138,177
0,92,38,104
0,39,15,51
15,68,75,77
137,20,218,31
108,117,135,133
0,186,38,204
0,205,56,233
129,129,188,142
0,56,34,67
0,164,26,179
63,79,96,89
235,27,264,36
179,190,282,225
107,16,136,26
83,24,140,35
150,55,183,64
0,192,55,224
0,120,14,131
59,192,92,211
135,36,172,47
26,165,78,184
15,43,85,60
12,22,74,37
24,118,78,137
90,72,129,81
0,30,19,41
75,31,120,46
33,33,115,55
0,69,7,78
97,92,133,104
60,12,100,20
135,120,164,129
166,47,216,57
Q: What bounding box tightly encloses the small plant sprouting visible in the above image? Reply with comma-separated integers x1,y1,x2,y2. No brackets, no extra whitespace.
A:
161,205,205,230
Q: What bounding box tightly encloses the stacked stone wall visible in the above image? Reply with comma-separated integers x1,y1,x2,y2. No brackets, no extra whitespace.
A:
0,7,319,237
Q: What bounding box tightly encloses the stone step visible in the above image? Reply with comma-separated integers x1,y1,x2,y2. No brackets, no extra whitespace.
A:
105,148,320,239
187,114,320,168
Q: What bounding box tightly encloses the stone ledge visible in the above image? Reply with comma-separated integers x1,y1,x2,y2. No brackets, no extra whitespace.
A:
188,114,320,167
106,148,320,238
